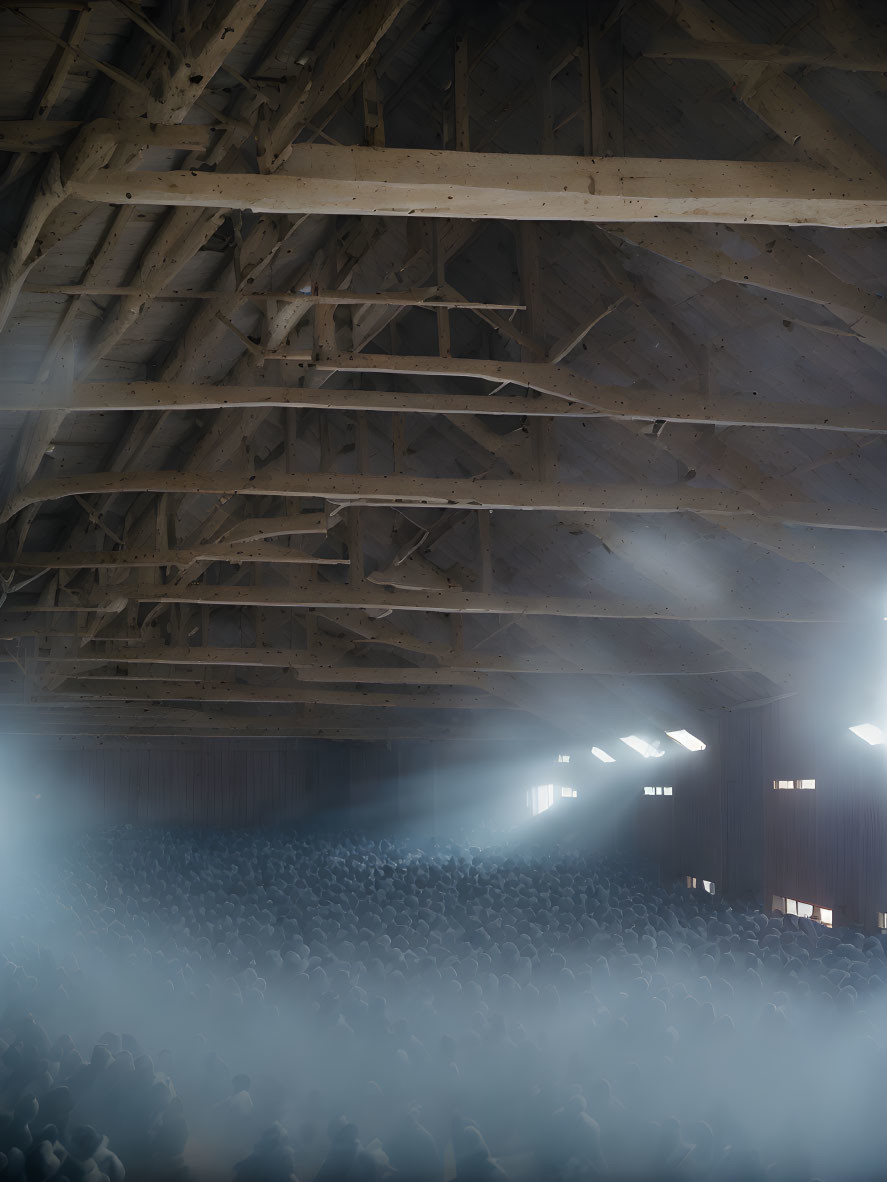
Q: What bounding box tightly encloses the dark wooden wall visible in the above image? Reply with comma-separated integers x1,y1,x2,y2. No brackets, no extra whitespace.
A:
18,735,552,835
635,694,887,930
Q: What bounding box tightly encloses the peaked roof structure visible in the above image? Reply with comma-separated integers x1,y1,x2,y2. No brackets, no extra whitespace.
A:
1,0,886,745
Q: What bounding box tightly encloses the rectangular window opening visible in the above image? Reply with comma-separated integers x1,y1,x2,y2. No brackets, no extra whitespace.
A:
773,779,816,790
529,784,555,816
773,895,832,927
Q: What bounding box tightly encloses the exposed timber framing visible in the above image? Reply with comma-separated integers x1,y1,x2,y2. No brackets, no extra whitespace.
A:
4,376,886,435
29,643,749,677
62,582,854,624
4,470,887,531
62,146,887,228
4,544,347,569
644,38,887,72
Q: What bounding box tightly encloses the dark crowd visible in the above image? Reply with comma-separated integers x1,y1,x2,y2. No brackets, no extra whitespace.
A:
1,826,886,1181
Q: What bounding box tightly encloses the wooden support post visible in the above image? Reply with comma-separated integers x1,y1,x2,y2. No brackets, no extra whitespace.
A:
392,413,405,474
541,64,555,153
533,417,558,482
314,234,337,360
362,71,386,147
519,221,544,359
478,509,493,592
454,30,470,151
450,613,464,651
355,410,370,474
580,5,606,155
319,416,333,473
432,222,451,357
348,508,364,586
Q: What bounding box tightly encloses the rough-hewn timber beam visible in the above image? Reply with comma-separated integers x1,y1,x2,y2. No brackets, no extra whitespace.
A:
0,118,220,153
5,470,887,531
5,544,347,569
4,376,887,434
35,643,748,676
64,147,887,227
65,582,852,624
0,715,537,741
644,38,887,72
22,283,524,311
51,680,505,709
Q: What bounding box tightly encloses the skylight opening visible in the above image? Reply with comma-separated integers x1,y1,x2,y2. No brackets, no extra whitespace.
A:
620,734,665,759
850,724,885,746
667,729,706,752
591,747,615,763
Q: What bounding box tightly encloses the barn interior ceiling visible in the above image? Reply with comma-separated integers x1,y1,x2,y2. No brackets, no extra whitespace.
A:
1,0,886,745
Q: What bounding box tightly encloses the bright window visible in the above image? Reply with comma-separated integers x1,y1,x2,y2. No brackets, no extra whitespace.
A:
773,779,815,790
557,754,570,763
772,895,831,927
560,786,578,798
528,784,555,816
644,786,672,796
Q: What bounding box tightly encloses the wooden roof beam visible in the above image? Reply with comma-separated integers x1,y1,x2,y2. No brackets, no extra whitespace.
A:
5,544,348,569
6,470,887,531
33,642,749,677
58,582,854,624
645,37,887,72
49,679,508,710
5,375,887,434
65,148,887,227
22,282,525,312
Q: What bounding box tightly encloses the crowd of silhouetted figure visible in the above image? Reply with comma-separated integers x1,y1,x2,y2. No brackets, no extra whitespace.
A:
2,824,887,1181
